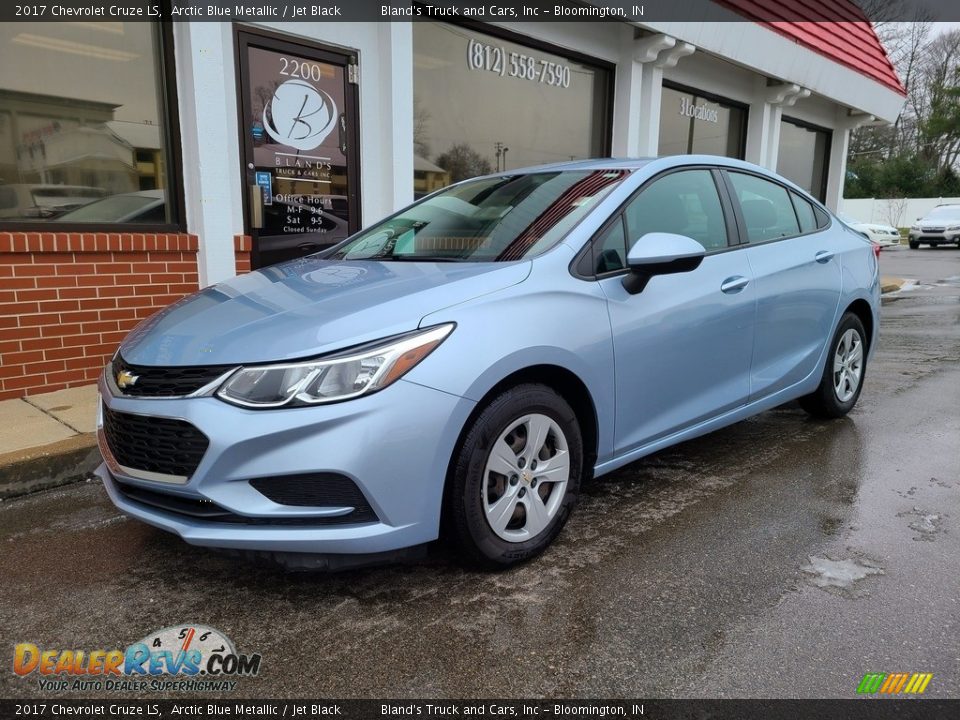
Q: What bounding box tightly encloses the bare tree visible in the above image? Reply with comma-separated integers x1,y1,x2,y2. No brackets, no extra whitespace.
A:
916,30,960,172
883,196,908,228
413,96,432,160
849,15,932,159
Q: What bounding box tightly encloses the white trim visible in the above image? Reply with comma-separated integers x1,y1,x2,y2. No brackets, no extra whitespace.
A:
638,20,905,123
174,22,245,286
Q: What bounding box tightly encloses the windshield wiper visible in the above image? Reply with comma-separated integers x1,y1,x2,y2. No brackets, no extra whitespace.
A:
385,255,468,262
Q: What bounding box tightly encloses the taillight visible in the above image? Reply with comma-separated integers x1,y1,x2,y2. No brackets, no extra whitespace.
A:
873,244,882,259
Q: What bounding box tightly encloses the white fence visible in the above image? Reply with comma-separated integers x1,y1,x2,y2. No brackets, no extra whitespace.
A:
839,197,960,228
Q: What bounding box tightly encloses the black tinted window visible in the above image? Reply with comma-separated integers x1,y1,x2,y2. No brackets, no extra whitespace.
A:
814,205,830,229
594,217,626,274
624,169,728,252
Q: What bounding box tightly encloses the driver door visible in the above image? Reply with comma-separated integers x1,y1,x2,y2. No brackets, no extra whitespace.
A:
595,168,756,455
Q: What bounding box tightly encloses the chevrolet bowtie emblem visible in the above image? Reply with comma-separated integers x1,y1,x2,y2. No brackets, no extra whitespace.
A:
116,370,139,390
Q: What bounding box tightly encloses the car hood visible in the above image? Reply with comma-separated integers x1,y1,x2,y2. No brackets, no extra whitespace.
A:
119,257,531,366
919,218,960,227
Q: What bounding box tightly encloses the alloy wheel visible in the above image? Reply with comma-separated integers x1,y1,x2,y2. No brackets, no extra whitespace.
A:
833,328,863,402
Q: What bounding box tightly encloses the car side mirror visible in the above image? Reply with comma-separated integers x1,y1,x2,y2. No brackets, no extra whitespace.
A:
622,232,706,294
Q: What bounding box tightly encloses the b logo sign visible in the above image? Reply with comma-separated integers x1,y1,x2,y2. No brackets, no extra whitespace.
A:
263,79,338,151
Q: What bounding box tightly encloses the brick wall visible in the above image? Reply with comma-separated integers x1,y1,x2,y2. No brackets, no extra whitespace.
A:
0,232,200,400
234,234,252,274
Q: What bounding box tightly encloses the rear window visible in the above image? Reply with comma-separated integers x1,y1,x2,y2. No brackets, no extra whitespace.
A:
791,192,817,233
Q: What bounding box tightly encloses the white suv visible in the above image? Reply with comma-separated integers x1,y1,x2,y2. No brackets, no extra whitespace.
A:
909,205,960,249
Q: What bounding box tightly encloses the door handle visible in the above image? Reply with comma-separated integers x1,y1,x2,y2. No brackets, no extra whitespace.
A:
248,185,264,229
815,250,835,263
721,275,749,294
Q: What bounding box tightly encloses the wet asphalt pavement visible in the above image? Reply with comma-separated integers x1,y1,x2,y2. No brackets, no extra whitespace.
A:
1,247,958,700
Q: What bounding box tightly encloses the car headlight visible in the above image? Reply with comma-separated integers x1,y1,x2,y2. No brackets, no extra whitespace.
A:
216,323,454,408
910,224,919,230
947,225,960,231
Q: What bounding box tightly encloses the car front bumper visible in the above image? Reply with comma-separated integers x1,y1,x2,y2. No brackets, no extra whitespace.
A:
909,230,960,244
96,372,476,556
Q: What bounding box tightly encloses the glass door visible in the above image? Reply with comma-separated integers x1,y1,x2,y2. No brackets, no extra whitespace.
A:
236,29,360,269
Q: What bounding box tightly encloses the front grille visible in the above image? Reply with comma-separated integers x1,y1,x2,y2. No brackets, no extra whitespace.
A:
922,227,944,233
113,354,234,397
102,404,208,479
249,473,377,521
114,479,378,526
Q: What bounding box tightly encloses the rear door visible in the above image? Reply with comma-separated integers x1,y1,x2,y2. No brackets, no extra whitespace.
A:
722,170,842,400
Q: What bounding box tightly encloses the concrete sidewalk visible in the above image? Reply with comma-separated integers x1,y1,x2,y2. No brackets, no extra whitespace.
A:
0,385,100,498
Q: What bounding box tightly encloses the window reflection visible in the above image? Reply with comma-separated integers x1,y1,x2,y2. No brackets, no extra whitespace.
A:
0,22,171,224
412,23,610,197
777,118,830,202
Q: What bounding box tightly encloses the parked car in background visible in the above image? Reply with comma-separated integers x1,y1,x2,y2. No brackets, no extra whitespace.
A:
908,204,960,249
838,213,901,248
54,190,166,224
0,183,106,219
96,156,880,570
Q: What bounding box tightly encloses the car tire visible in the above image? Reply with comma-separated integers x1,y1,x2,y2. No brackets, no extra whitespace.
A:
909,240,919,249
800,312,868,419
446,384,583,569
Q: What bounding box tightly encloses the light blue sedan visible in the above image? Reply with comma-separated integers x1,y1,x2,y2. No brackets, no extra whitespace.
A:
96,156,879,569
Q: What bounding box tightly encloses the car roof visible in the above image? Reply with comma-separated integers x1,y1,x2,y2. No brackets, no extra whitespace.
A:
495,154,799,177
483,155,825,206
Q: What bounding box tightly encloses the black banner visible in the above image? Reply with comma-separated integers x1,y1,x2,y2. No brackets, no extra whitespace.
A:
1,700,959,720
2,0,960,23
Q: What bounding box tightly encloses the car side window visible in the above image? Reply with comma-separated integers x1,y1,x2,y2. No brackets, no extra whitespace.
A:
814,205,830,229
623,169,729,252
790,192,817,233
593,216,627,274
728,172,801,243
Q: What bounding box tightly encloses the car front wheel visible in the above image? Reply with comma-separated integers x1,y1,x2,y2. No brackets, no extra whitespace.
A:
447,384,583,568
800,312,867,418
909,240,919,249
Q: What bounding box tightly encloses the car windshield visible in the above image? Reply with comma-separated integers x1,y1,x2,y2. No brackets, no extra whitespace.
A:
924,206,960,220
329,170,628,262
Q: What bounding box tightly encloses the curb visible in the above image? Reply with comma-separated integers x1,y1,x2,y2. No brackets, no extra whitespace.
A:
880,276,904,294
0,433,101,500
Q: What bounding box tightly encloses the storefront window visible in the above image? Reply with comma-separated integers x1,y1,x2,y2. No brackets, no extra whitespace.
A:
0,22,176,225
658,84,746,159
412,23,611,197
777,118,831,202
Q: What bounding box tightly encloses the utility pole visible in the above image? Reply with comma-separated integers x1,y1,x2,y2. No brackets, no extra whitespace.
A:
495,142,510,171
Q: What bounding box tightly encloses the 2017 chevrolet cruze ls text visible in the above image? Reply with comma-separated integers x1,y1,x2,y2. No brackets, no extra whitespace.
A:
97,157,879,569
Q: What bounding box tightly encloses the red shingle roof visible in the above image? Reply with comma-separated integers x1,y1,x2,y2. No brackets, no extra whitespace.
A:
717,0,906,95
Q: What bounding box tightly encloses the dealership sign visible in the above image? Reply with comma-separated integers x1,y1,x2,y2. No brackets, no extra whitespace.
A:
679,96,719,123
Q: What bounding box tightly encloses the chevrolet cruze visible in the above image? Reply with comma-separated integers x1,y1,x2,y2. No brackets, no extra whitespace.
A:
97,156,879,569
